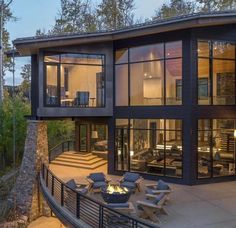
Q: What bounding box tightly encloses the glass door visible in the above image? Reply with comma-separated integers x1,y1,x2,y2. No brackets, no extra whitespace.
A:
79,124,88,152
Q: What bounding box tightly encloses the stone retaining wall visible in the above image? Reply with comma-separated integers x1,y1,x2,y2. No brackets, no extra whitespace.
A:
9,120,51,223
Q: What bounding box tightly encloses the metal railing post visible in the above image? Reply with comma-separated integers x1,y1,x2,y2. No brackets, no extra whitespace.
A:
99,205,103,228
51,176,54,196
42,163,45,179
61,183,64,207
46,169,49,187
76,193,80,219
62,143,64,152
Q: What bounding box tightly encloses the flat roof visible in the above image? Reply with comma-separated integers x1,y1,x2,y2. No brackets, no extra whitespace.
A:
13,11,236,56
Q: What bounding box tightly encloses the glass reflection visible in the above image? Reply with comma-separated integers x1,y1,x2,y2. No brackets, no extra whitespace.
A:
130,43,164,62
165,41,182,58
115,49,128,64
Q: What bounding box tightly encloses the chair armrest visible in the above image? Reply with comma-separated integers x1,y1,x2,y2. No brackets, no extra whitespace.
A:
145,183,157,188
136,201,161,209
76,183,88,188
86,178,94,184
106,177,111,183
135,177,143,184
119,177,124,183
151,189,172,194
145,194,157,199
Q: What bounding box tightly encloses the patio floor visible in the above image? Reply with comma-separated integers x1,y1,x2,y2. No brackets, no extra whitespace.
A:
49,162,236,228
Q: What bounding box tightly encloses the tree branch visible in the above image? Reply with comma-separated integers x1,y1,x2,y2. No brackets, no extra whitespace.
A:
4,0,13,9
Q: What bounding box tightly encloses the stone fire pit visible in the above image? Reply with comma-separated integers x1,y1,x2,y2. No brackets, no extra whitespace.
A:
101,185,131,204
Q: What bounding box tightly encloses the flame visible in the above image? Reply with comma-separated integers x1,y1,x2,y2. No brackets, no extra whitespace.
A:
106,185,129,194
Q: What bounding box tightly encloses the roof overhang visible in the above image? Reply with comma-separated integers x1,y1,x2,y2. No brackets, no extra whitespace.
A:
13,12,236,56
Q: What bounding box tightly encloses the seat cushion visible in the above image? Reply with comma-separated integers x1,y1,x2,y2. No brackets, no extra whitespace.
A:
89,173,105,182
66,179,77,190
121,181,136,189
157,180,169,190
123,172,140,182
153,193,165,204
93,181,106,189
145,188,155,194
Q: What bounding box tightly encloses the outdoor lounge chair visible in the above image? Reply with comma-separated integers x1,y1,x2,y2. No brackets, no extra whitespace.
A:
87,172,111,193
119,172,143,192
137,193,169,223
145,180,172,200
64,179,89,211
66,179,89,194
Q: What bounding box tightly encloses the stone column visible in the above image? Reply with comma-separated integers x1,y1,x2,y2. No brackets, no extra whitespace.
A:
10,120,50,222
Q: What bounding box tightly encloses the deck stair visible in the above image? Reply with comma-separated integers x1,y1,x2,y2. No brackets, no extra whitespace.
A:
50,151,107,169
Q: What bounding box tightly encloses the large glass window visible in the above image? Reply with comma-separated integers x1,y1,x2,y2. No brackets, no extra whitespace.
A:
45,64,59,106
44,53,105,107
198,40,236,105
115,65,128,106
130,61,164,105
198,119,236,178
115,119,183,178
115,41,183,106
166,59,182,105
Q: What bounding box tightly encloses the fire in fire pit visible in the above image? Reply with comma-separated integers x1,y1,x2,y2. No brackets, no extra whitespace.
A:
101,185,131,204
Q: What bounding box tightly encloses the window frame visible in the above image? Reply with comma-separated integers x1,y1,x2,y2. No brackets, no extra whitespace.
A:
197,119,236,179
197,39,236,106
43,52,106,108
114,118,183,179
115,40,183,107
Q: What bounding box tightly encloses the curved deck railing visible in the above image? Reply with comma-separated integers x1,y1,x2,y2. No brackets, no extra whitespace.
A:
49,140,75,162
40,164,159,228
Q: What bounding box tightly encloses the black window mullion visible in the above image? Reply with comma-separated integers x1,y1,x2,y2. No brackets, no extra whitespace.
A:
210,42,213,105
164,119,166,176
164,44,166,105
128,118,131,171
235,45,236,105
57,64,61,107
128,49,131,106
210,120,213,178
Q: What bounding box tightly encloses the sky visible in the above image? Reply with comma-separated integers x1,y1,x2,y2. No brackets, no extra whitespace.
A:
5,0,167,85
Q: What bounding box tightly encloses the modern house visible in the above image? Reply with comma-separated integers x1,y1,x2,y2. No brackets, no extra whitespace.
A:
13,11,236,186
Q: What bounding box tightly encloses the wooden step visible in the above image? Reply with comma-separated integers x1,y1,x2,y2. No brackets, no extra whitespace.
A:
53,157,104,165
58,154,98,161
63,151,93,157
51,160,107,169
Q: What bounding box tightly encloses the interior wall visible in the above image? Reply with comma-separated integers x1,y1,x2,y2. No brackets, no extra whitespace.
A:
65,65,102,99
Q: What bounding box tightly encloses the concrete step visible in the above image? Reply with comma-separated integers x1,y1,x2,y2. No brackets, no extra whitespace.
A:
51,159,107,169
53,157,104,165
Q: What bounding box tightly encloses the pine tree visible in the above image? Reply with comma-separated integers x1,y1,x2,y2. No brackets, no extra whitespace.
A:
154,0,195,19
19,64,31,100
197,0,236,12
97,0,135,30
50,0,97,34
